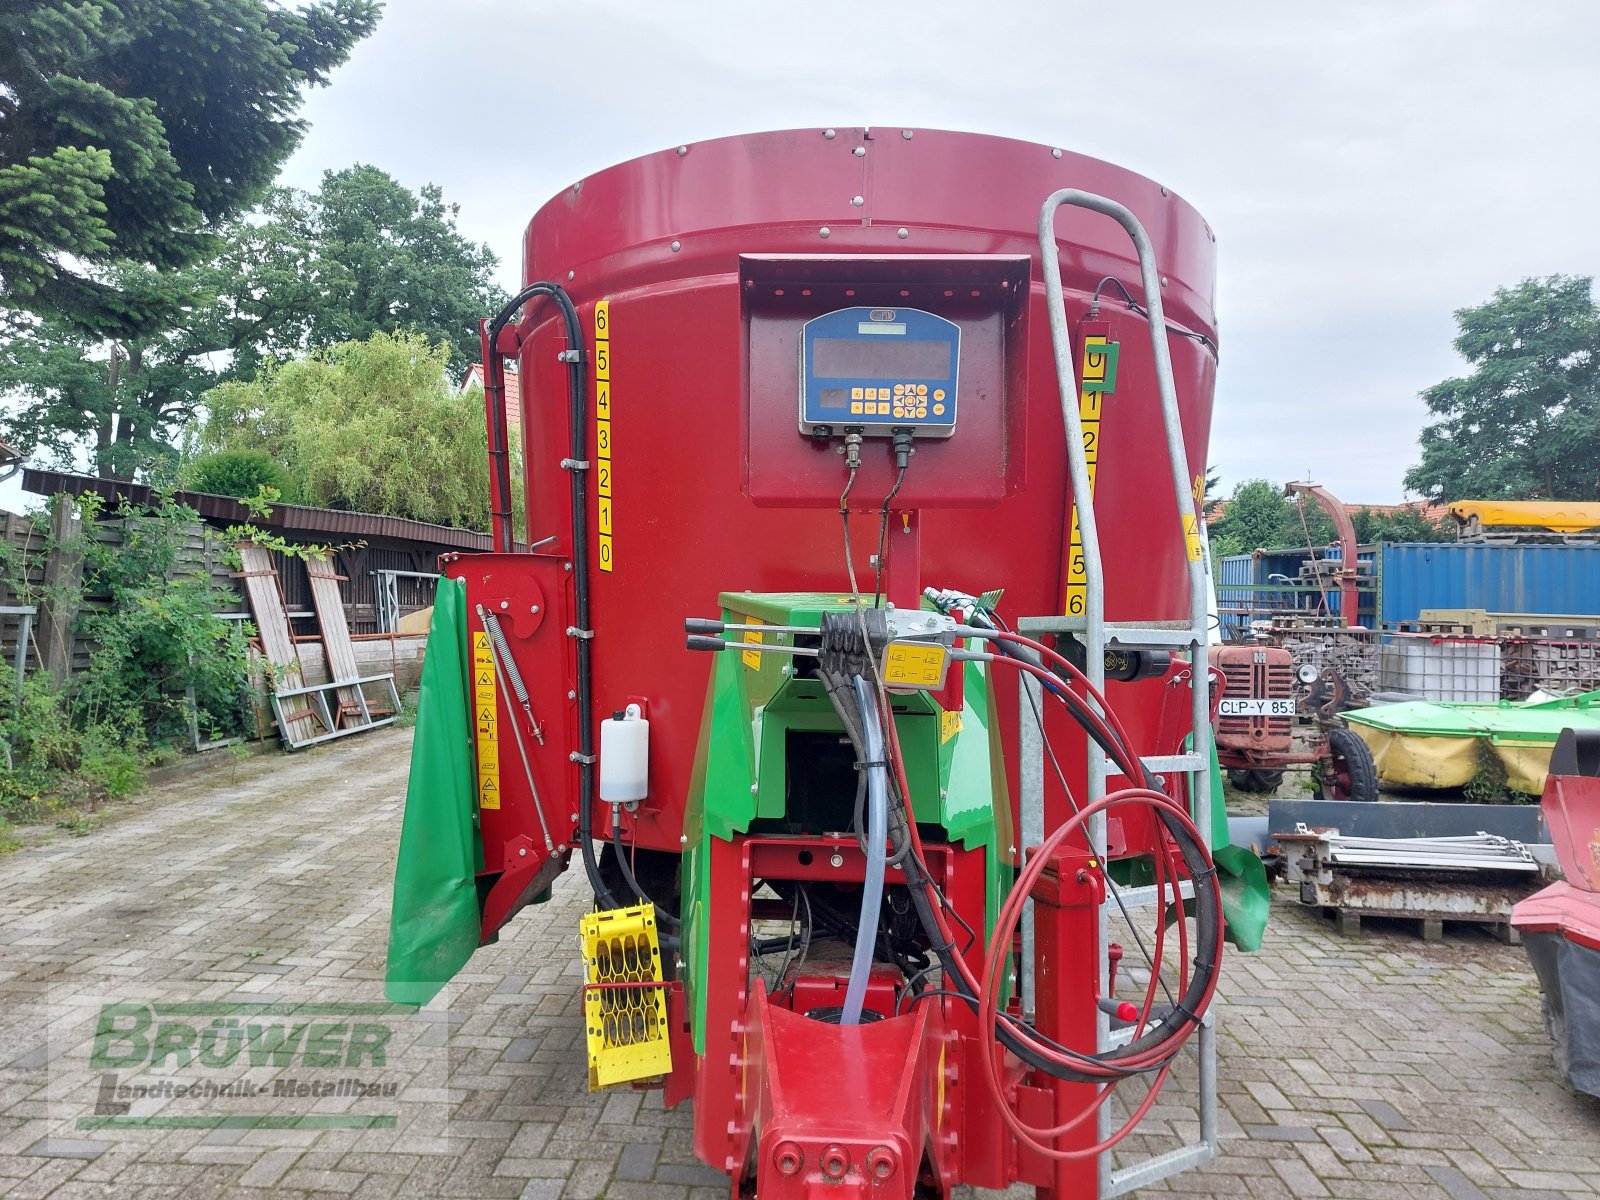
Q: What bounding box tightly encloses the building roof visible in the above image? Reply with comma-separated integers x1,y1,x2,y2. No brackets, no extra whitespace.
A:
462,363,521,428
22,468,493,552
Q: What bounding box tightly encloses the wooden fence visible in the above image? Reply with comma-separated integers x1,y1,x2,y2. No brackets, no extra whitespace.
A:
0,503,240,681
0,503,433,738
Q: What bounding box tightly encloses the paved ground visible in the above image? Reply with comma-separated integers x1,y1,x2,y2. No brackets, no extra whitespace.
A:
1,728,1597,1198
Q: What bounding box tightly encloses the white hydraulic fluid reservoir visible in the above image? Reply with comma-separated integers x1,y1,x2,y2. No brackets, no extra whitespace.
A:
599,703,649,803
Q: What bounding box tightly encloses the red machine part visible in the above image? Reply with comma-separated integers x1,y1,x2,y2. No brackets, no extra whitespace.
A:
1513,731,1600,951
472,129,1226,1193
1283,481,1361,627
442,552,579,941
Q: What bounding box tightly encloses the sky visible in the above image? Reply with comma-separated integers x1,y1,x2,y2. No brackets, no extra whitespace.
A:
271,0,1600,505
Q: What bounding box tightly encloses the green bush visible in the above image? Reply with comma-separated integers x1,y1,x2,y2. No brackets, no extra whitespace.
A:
185,449,296,502
0,494,252,844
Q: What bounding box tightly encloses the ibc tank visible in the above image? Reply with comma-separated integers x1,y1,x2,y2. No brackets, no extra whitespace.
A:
508,127,1219,851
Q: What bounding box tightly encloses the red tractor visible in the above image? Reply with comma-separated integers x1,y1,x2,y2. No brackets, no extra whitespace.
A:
1209,643,1377,802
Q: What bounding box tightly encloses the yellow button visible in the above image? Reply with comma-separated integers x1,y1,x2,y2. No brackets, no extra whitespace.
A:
862,387,874,401
916,406,928,417
851,387,863,400
880,402,891,414
934,389,945,400
917,384,928,395
933,403,945,415
850,402,864,414
893,384,905,396
893,406,905,418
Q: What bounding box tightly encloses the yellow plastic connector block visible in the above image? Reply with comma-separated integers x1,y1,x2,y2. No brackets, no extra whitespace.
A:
580,903,672,1090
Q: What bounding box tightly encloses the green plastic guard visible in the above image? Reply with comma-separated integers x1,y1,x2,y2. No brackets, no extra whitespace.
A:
1208,746,1270,953
385,576,485,1005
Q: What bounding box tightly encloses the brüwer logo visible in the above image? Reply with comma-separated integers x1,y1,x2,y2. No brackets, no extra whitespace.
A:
76,1001,408,1131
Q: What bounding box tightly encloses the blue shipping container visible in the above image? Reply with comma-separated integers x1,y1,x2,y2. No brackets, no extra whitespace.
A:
1216,554,1253,639
1379,542,1600,626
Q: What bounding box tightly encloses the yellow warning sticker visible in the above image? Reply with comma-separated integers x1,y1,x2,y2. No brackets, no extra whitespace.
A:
594,301,613,573
741,617,764,671
1064,334,1113,617
940,709,963,744
472,631,500,810
1186,473,1207,561
883,642,947,688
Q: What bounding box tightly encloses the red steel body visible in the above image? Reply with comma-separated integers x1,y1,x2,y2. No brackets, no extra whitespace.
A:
501,127,1218,857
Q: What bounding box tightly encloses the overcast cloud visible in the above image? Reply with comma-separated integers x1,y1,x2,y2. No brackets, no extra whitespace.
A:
279,0,1600,503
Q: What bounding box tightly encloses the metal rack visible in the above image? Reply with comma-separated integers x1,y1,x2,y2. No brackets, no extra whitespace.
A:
1017,189,1217,1196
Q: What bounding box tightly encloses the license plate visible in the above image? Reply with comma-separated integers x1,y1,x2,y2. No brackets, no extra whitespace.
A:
1217,697,1295,718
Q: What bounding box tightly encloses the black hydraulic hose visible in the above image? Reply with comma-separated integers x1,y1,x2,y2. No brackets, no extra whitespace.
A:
611,821,681,940
484,281,617,911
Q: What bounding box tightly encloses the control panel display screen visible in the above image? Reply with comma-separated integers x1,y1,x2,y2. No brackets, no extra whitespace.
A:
799,306,960,438
811,337,952,380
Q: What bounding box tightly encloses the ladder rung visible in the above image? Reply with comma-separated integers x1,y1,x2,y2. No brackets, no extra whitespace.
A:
1108,753,1206,777
1105,879,1195,910
1105,625,1201,648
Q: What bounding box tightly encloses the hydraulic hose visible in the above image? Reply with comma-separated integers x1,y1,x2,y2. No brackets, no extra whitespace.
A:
612,816,680,936
841,675,888,1025
484,281,617,910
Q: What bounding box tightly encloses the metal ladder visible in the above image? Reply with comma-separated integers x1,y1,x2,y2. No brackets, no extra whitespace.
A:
1017,189,1217,1196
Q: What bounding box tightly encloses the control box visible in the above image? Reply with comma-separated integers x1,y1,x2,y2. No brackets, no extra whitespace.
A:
798,306,960,438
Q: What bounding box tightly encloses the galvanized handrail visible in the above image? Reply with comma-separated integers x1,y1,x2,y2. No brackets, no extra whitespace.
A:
1033,189,1217,1195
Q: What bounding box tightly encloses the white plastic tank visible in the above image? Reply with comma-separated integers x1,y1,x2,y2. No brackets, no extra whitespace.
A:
599,703,649,803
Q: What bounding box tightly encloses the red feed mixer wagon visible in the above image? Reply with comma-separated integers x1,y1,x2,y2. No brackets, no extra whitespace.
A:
388,128,1246,1198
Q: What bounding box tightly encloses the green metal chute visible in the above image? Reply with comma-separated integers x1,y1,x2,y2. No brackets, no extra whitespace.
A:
385,577,484,1005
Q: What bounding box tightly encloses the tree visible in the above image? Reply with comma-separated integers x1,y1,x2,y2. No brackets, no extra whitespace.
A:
271,166,507,375
0,168,503,478
0,293,215,480
1349,505,1452,544
0,0,380,336
1210,480,1298,557
1211,479,1454,558
1200,465,1224,519
192,331,508,528
1405,276,1600,502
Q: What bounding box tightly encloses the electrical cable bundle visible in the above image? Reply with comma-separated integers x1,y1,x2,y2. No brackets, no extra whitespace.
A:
834,455,1224,1159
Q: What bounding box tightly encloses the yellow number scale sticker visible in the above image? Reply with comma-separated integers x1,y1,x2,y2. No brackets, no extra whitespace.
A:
472,631,501,810
1064,334,1115,617
594,301,613,573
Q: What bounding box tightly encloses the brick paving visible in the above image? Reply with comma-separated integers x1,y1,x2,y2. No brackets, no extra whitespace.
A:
0,727,1597,1197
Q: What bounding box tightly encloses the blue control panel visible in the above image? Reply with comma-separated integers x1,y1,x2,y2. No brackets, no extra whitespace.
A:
798,307,960,438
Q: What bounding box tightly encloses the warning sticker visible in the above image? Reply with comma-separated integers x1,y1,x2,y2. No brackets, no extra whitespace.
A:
472,631,501,810
882,642,948,688
940,709,963,745
741,617,764,671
